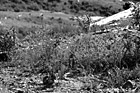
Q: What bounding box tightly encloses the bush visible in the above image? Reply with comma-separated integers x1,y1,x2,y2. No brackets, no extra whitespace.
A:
27,3,40,11
0,6,7,11
14,7,20,12
47,24,80,38
0,26,16,62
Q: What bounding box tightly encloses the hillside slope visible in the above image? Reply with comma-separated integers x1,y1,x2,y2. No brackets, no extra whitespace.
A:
0,0,125,16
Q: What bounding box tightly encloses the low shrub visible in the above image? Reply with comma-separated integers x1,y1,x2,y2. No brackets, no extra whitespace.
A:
47,24,80,38
0,26,16,63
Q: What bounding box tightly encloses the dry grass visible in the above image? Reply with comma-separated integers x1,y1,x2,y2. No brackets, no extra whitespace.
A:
0,2,140,92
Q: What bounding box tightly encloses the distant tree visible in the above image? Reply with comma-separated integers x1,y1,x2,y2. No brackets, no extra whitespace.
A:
56,0,61,2
48,0,61,2
68,0,73,4
14,7,20,12
72,4,80,13
80,6,86,10
81,1,89,6
0,7,7,11
0,0,9,3
22,0,31,3
123,0,139,2
0,53,9,62
123,2,131,10
27,3,40,11
64,2,67,5
9,0,22,4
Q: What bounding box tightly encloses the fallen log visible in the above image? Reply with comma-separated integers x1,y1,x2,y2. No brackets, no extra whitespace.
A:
90,2,135,26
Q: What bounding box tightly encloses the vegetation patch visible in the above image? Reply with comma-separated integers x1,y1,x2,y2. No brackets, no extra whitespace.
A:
0,1,140,93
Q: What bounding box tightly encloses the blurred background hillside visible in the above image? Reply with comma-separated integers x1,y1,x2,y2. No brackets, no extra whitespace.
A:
0,0,131,16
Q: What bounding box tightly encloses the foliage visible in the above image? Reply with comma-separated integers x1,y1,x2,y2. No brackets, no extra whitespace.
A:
0,26,16,62
1,2,140,93
47,23,80,38
27,3,40,11
0,0,124,16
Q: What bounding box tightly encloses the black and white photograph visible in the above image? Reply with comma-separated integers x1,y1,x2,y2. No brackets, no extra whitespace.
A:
0,0,140,93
